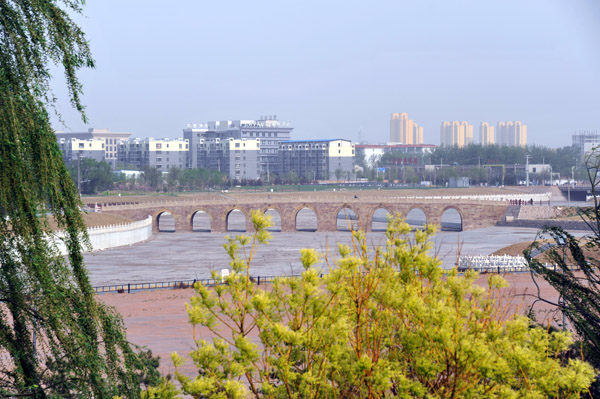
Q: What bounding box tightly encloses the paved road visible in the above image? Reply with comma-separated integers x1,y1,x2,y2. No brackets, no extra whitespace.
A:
84,225,585,287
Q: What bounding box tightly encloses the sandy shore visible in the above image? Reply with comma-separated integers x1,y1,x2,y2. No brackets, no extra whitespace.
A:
99,271,563,375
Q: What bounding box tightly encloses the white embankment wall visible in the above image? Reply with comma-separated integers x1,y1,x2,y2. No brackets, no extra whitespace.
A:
54,216,152,255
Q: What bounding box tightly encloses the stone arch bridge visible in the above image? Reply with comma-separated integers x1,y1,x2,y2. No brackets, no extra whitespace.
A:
97,192,508,234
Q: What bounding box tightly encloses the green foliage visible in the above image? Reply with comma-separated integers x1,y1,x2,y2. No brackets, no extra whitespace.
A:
142,166,163,190
173,212,595,398
525,148,600,396
68,158,114,194
141,378,181,399
430,144,581,176
134,166,224,192
0,1,158,397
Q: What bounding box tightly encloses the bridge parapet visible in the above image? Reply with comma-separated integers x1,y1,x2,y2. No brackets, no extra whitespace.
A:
102,198,508,234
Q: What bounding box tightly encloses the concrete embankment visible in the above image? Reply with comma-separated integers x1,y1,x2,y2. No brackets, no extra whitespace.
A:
54,216,153,255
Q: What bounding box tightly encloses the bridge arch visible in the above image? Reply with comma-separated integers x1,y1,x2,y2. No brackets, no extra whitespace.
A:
262,206,283,232
440,206,463,231
189,208,213,232
226,207,249,232
406,206,428,230
336,204,359,231
293,204,319,232
370,206,392,232
154,209,176,232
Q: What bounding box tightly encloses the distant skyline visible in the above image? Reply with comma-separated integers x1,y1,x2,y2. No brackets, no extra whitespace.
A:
50,0,600,148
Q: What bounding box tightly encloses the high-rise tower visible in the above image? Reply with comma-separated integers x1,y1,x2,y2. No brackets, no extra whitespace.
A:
390,113,423,144
440,121,473,147
479,122,495,146
497,121,527,146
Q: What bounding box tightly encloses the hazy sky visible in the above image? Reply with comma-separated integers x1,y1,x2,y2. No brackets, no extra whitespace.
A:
51,0,600,147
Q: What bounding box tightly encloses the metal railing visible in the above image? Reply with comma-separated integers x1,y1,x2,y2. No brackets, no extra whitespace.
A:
94,263,579,294
93,274,303,294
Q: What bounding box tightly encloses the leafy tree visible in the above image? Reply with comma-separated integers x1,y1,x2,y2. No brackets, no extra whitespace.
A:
334,168,343,181
167,167,182,192
68,158,114,194
431,144,581,176
525,147,600,396
0,1,158,397
142,166,162,190
403,165,418,184
172,212,595,398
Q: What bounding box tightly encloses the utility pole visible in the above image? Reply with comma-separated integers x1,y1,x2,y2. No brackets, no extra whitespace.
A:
77,152,81,193
525,155,531,187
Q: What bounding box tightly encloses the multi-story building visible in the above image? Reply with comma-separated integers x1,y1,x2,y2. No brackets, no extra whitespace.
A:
196,138,260,180
55,128,132,167
278,139,355,181
440,121,473,147
57,138,106,165
118,138,188,172
184,116,293,176
572,130,600,153
479,122,495,146
497,121,527,146
390,113,423,144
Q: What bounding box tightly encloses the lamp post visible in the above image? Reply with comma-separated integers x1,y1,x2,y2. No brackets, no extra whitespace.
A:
525,154,531,187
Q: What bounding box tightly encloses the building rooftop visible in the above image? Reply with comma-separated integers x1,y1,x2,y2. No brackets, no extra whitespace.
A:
356,143,437,149
281,139,350,144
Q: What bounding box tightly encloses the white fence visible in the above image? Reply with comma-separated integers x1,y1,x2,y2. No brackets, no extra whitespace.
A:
390,192,552,203
458,254,529,272
54,216,152,255
457,254,572,273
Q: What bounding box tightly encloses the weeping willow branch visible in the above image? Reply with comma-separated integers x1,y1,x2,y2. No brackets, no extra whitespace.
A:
0,1,158,398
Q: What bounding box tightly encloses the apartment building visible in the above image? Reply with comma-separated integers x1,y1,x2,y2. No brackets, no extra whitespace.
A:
479,122,495,146
497,121,527,146
184,115,293,176
390,113,423,144
440,121,473,147
196,138,260,180
118,138,188,172
57,138,106,165
55,128,132,166
278,139,355,181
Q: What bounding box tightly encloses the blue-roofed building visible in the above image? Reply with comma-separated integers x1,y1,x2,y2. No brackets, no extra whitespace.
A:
278,139,355,181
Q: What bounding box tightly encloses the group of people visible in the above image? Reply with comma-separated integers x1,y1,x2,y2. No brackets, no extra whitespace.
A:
507,198,549,206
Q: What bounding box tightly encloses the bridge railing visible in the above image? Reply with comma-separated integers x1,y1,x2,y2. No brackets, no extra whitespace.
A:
91,195,539,213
